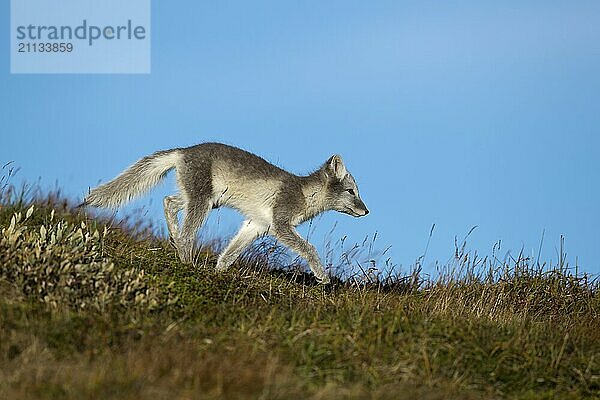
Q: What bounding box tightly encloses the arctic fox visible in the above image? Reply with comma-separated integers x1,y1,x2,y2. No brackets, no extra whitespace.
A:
82,143,369,284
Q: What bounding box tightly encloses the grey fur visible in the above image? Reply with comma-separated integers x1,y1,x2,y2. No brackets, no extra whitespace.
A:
83,142,369,284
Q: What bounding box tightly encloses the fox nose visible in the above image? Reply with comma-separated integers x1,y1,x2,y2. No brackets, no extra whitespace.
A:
364,209,369,215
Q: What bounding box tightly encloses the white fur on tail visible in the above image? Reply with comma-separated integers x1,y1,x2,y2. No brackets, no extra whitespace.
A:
85,150,181,208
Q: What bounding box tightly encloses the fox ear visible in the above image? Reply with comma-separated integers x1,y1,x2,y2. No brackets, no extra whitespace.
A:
327,154,346,179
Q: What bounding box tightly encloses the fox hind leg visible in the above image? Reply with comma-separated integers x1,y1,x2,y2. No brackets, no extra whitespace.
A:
163,194,185,244
216,220,268,272
177,197,212,264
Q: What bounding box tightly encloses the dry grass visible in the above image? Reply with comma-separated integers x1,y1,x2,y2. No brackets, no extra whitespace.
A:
0,182,598,399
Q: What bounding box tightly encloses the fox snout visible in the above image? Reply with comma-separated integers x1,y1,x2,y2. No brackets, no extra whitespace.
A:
356,199,369,216
345,198,369,217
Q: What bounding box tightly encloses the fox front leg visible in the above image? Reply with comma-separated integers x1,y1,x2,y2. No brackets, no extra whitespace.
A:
273,224,330,284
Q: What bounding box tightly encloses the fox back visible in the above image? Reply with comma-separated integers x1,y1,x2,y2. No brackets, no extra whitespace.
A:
177,143,368,227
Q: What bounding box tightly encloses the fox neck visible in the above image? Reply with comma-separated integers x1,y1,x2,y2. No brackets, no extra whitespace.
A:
297,169,329,224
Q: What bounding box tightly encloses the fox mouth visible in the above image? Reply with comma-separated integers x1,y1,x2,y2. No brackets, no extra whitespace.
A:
344,207,366,217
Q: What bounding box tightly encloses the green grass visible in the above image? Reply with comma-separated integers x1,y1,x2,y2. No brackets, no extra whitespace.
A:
0,187,598,399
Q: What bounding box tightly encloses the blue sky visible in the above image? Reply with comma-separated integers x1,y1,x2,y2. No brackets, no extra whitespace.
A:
2,1,599,276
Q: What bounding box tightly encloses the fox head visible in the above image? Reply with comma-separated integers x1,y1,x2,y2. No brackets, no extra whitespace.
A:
323,155,369,217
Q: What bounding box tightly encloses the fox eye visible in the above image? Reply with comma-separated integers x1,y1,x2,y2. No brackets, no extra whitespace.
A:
346,189,355,195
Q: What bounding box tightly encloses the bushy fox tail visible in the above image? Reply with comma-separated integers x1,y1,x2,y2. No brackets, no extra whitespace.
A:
82,149,180,209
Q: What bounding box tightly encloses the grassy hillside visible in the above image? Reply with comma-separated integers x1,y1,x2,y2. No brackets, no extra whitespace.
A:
0,189,599,399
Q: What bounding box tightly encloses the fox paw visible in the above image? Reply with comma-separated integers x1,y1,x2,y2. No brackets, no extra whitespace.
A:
177,251,193,264
215,258,231,272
